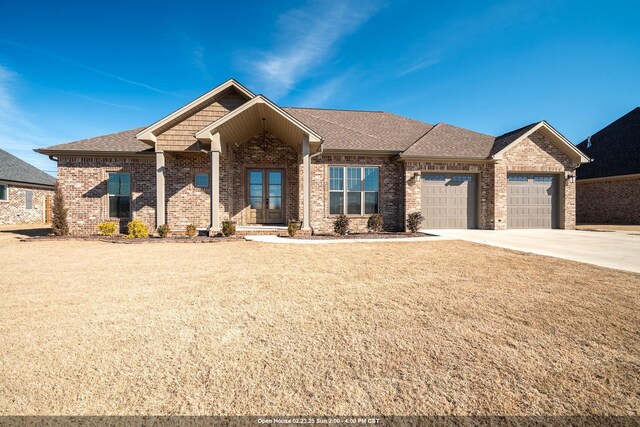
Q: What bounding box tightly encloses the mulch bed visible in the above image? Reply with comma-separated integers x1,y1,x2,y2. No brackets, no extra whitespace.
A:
23,235,244,244
285,232,428,240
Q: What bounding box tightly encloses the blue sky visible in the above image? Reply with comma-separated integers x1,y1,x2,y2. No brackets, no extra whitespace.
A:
1,0,639,175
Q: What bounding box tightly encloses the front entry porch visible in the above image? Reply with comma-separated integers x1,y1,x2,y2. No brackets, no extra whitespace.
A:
153,96,322,234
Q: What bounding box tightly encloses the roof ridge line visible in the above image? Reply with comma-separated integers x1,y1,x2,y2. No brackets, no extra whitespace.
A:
400,122,441,155
284,106,385,113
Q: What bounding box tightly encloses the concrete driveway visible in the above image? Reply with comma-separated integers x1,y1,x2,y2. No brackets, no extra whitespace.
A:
422,229,640,273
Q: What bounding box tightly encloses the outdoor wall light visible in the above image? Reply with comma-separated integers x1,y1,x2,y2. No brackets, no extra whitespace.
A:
567,174,576,184
414,171,421,180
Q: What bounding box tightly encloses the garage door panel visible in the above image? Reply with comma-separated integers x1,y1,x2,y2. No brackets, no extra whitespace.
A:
421,174,477,229
507,174,557,229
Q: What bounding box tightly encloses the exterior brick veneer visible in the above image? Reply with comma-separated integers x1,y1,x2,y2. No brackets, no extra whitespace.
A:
404,161,494,229
56,130,580,235
498,130,578,229
57,156,156,234
403,130,578,230
0,185,52,225
309,154,404,233
577,176,640,224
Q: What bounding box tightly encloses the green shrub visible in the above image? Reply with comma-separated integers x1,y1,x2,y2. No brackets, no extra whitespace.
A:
157,224,170,238
126,219,149,238
288,219,299,237
97,221,118,236
333,214,350,235
406,211,424,233
221,221,236,237
185,224,197,238
367,213,384,233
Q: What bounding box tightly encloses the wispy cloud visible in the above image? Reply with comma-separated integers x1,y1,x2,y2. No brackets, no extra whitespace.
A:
249,0,383,97
0,65,59,175
0,39,182,98
295,72,354,107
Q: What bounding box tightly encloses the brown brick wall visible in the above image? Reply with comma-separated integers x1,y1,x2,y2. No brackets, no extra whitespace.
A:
165,153,211,229
404,161,495,229
57,156,156,235
0,184,52,225
309,155,404,233
499,130,578,229
577,176,640,224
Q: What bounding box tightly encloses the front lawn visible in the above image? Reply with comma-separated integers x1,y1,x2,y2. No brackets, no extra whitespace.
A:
0,232,638,415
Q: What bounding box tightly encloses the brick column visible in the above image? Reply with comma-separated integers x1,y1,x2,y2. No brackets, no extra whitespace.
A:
155,151,165,227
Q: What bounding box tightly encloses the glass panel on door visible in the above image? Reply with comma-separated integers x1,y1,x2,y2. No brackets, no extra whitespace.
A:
249,171,263,209
268,171,282,210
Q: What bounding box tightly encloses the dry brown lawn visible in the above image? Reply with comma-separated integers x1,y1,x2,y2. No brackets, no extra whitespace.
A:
0,228,639,416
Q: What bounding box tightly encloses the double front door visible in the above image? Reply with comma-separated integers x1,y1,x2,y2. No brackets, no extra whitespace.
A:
247,169,284,224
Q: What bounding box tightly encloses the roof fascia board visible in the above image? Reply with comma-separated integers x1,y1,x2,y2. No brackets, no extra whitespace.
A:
398,155,494,162
320,149,400,156
0,179,55,189
136,79,255,144
492,121,590,163
577,173,640,184
195,95,322,143
35,149,155,157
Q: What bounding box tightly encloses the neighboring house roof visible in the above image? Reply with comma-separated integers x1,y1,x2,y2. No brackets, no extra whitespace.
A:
0,148,56,187
284,108,433,152
576,107,640,179
36,128,153,155
402,123,495,158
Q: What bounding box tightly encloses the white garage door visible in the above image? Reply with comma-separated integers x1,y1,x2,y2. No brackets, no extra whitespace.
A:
507,174,558,229
421,173,477,229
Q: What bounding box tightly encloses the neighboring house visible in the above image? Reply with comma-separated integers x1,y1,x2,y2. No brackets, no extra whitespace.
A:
0,149,56,225
35,79,589,235
575,107,640,224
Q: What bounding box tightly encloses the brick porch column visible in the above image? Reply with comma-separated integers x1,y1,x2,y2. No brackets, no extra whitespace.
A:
155,150,165,227
210,132,221,232
302,134,310,230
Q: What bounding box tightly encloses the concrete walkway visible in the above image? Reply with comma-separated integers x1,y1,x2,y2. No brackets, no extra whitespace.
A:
244,235,453,244
422,229,640,273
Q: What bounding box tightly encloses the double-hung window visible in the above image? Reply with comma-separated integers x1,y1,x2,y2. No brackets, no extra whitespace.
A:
108,172,131,218
0,184,7,201
329,166,379,215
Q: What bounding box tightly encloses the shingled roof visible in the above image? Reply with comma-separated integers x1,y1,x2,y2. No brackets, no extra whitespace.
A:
402,123,496,158
36,106,579,161
36,127,152,155
576,107,640,180
0,149,56,187
284,108,433,152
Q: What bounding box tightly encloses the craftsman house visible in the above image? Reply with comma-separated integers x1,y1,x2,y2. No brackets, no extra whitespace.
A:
35,79,589,235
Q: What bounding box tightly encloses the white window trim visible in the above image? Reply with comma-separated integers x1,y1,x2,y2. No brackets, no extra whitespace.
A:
0,183,8,203
329,166,379,216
